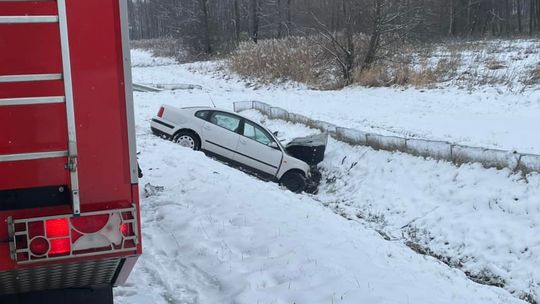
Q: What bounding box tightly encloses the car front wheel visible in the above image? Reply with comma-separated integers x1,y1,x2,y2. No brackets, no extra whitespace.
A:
173,131,201,151
280,171,307,193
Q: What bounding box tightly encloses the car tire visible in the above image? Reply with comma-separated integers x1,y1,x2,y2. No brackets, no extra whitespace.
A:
173,131,201,151
280,171,307,193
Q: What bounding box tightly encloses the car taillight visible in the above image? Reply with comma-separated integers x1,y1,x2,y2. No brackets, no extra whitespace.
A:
9,207,138,264
157,106,165,118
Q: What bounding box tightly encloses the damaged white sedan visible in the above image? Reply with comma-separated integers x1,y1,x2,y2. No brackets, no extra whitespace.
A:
151,105,326,193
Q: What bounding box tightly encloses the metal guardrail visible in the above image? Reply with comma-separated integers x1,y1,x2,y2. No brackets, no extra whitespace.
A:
234,101,540,174
132,83,203,92
132,83,162,92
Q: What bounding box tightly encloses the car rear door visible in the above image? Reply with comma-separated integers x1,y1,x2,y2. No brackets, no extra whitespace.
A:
201,111,241,161
234,119,283,177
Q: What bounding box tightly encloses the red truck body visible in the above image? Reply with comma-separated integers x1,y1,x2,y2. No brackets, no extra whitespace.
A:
0,0,141,300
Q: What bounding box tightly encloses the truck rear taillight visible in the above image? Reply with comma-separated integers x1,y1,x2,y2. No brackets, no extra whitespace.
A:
157,106,165,118
8,207,139,264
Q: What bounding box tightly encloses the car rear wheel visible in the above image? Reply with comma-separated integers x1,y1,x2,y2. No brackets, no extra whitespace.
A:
173,131,201,151
280,171,307,193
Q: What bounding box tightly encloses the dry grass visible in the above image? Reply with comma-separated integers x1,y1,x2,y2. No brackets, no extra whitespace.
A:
525,64,540,85
228,38,335,88
487,61,507,70
226,37,540,90
353,60,448,88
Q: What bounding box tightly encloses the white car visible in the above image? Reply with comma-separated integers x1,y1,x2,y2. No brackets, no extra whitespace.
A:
150,105,313,193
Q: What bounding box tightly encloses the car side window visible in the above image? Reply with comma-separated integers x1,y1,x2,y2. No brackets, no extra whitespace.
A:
210,112,241,132
195,110,210,121
243,121,273,146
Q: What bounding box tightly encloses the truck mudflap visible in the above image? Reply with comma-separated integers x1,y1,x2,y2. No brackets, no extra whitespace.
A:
8,206,139,265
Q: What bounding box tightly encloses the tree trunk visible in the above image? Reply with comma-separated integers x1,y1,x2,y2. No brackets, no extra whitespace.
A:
449,0,456,36
234,0,241,44
466,0,473,35
518,0,523,33
251,0,259,43
362,0,382,71
530,0,534,35
343,0,354,83
277,0,283,38
286,0,292,34
505,0,510,34
199,0,212,54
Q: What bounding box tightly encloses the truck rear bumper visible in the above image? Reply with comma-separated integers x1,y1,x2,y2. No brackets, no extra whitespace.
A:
0,257,123,296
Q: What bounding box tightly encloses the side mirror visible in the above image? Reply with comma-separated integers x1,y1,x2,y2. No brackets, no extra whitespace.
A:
273,131,279,137
270,142,279,149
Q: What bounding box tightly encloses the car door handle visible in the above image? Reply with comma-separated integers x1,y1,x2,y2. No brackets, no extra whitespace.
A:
239,138,247,145
203,125,211,130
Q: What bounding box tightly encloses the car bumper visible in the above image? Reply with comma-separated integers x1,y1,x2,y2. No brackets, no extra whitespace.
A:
150,118,174,139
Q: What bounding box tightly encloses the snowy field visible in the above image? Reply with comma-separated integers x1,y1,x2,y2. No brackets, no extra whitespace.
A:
114,49,540,303
131,46,540,155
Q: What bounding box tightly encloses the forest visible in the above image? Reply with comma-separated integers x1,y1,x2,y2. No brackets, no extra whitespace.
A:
128,0,540,88
128,0,540,51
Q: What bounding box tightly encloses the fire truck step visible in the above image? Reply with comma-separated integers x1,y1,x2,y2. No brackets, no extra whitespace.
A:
0,151,68,163
0,74,62,83
0,96,65,106
0,16,59,24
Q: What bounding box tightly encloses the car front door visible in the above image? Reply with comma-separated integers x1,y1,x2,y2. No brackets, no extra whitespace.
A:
234,120,283,177
202,111,242,161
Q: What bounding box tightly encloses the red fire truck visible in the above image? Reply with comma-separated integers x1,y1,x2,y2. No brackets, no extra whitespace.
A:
0,0,142,303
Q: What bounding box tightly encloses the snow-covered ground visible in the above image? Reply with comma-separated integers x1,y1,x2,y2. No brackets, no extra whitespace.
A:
114,134,523,304
240,109,540,302
115,49,540,303
413,39,540,88
131,49,177,67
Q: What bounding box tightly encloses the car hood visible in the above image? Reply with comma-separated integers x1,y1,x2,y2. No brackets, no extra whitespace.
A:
285,133,328,166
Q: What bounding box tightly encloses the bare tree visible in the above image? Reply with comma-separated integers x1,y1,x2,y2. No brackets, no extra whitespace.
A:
199,0,212,54
362,0,421,70
251,0,260,43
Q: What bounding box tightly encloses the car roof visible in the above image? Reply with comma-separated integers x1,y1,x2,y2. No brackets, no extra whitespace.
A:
165,105,273,133
165,105,244,117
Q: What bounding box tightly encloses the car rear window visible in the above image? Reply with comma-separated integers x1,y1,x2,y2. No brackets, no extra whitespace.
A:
195,110,210,120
